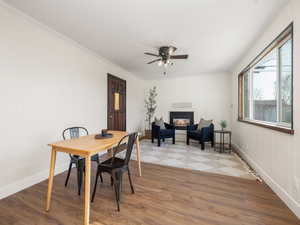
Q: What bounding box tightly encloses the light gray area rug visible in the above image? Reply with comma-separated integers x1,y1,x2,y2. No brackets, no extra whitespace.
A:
131,139,254,180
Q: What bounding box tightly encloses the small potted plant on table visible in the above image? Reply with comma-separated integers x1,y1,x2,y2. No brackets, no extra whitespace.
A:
220,120,227,131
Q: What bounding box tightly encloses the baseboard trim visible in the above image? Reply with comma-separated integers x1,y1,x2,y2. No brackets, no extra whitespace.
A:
0,162,69,200
233,143,300,219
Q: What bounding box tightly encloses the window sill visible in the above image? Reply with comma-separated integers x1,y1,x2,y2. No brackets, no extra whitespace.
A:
237,119,294,135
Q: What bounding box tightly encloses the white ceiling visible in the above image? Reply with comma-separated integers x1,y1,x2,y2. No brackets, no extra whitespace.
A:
4,0,289,79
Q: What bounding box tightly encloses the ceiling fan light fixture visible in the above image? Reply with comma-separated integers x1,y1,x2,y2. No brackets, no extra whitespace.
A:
168,46,176,54
144,45,188,74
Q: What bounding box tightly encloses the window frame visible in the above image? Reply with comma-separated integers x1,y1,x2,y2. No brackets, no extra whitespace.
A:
238,23,294,135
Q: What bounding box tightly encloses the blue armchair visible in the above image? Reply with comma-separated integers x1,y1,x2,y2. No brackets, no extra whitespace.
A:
152,122,175,147
186,123,214,150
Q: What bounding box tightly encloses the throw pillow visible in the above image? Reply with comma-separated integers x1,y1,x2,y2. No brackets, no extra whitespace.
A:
154,117,166,129
197,118,213,131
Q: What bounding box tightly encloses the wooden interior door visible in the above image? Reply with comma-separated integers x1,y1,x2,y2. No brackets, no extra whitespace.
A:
107,74,126,131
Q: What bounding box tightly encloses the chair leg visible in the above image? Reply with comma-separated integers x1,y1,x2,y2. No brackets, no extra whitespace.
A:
119,174,123,200
163,138,165,142
91,169,100,202
211,140,214,147
114,182,120,212
75,162,81,195
96,155,100,164
119,175,123,198
65,161,72,187
151,137,154,143
172,136,175,144
186,137,190,145
201,142,205,150
110,176,114,186
127,168,135,194
117,173,123,201
100,172,103,183
77,163,83,196
158,138,161,147
113,173,120,211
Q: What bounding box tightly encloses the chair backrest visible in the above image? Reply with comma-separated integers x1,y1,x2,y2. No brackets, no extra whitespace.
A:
62,127,89,140
112,132,138,166
62,127,89,158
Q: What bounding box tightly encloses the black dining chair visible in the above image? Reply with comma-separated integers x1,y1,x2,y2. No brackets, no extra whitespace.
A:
91,132,138,211
63,127,99,195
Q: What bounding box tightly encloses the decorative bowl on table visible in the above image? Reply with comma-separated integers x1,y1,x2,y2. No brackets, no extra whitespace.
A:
94,129,113,139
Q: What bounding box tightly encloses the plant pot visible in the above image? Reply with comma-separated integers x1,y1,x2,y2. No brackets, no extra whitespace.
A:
144,129,152,139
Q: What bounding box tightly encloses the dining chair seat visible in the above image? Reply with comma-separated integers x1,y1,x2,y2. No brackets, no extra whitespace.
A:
98,157,126,170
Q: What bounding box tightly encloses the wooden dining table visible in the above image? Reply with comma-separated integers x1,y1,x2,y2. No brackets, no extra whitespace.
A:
46,130,142,225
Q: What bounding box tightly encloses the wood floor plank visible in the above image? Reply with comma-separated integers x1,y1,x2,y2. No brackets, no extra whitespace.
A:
0,162,299,225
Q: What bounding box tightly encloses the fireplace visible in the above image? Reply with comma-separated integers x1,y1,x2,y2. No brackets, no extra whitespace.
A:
170,111,194,130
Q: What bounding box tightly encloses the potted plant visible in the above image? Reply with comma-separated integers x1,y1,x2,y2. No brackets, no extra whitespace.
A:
220,120,227,131
144,86,157,139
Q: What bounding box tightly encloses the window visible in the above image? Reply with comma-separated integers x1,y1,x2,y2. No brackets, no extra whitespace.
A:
238,24,293,134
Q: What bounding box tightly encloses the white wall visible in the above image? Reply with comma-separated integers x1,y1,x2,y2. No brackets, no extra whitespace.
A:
146,73,232,132
0,3,145,198
231,0,300,218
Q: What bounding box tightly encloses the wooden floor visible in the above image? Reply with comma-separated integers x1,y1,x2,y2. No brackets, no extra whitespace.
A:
0,162,299,225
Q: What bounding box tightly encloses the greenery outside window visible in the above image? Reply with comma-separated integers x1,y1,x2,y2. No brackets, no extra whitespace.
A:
238,23,293,134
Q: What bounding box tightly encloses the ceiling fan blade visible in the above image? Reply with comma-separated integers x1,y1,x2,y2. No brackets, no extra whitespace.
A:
170,55,189,59
147,59,161,64
144,52,160,57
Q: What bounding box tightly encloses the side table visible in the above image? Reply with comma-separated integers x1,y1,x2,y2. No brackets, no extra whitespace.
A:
214,130,232,153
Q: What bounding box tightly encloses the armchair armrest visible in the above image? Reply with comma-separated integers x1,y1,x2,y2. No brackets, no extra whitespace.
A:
164,123,175,130
200,124,214,140
152,122,161,137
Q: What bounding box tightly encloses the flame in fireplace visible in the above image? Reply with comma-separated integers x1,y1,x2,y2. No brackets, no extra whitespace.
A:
173,119,190,127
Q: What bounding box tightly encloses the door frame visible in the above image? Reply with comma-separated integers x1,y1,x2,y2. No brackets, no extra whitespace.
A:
107,73,126,131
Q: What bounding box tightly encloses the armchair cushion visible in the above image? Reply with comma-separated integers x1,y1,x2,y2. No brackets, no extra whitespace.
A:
159,128,175,136
187,130,201,138
164,123,175,130
197,119,213,131
154,117,166,129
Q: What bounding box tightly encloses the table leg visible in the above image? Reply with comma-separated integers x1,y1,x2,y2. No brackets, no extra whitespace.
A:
84,156,91,225
214,133,216,151
219,133,222,154
222,133,225,153
135,135,142,177
229,133,232,153
221,133,224,153
46,148,57,212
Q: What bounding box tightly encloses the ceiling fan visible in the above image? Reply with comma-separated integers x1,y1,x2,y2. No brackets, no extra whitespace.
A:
144,46,188,69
